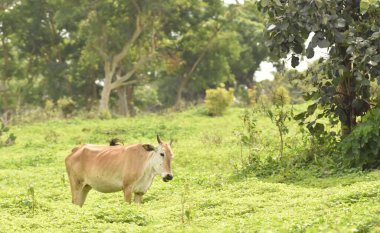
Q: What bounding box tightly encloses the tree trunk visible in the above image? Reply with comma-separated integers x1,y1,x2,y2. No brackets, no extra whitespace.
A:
99,85,111,114
174,75,189,109
337,79,356,137
88,73,98,111
126,85,135,116
99,65,113,113
117,86,129,116
173,26,222,109
337,0,360,137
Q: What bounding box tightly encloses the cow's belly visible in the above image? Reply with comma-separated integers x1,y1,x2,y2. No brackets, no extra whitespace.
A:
86,176,123,193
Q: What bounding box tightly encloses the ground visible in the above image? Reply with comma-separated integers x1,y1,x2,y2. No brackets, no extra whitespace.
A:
0,107,379,232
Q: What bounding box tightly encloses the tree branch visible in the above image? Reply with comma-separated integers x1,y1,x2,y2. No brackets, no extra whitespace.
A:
112,0,143,70
94,26,109,60
110,53,154,90
111,79,138,90
181,25,222,85
94,46,109,60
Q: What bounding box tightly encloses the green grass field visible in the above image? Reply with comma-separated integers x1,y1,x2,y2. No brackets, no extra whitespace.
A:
1,107,380,232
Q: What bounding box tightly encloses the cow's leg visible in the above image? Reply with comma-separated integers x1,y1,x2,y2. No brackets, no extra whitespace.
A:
69,176,91,207
67,172,82,205
123,186,133,204
134,192,144,204
76,184,92,207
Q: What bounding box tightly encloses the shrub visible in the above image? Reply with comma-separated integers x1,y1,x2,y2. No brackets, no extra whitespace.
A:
134,85,162,112
234,108,260,168
234,85,250,106
57,97,76,117
0,122,16,147
248,87,257,106
257,94,271,108
205,87,234,116
273,86,290,105
339,105,380,169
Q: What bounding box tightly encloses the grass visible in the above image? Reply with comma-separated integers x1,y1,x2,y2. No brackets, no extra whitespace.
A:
0,106,380,232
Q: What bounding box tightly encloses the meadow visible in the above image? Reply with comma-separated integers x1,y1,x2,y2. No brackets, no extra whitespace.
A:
0,106,380,232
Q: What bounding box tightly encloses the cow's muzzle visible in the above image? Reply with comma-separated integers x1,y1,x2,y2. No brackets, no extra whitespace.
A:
163,174,173,182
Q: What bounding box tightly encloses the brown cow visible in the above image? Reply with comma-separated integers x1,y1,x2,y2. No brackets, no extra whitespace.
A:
65,135,174,207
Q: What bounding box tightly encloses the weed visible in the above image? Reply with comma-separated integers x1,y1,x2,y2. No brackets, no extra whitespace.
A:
181,183,192,224
265,97,293,158
44,130,59,144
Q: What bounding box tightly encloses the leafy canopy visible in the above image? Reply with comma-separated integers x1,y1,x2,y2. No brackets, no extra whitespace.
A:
259,0,380,136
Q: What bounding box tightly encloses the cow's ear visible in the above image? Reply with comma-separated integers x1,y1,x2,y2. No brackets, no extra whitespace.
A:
142,144,155,151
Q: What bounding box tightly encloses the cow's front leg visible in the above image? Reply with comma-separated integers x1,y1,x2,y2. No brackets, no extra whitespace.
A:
123,186,133,204
134,192,144,204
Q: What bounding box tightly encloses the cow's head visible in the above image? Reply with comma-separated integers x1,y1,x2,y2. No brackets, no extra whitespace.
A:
147,135,174,182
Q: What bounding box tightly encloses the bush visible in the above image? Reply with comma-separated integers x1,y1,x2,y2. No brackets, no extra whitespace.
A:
57,97,76,117
234,85,250,106
339,105,380,169
248,87,257,106
0,122,16,147
205,87,234,116
273,86,290,105
134,85,162,112
257,94,271,108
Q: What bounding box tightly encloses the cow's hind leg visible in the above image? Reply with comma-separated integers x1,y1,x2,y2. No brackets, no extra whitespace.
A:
68,175,91,207
123,186,133,204
134,192,144,204
75,184,92,207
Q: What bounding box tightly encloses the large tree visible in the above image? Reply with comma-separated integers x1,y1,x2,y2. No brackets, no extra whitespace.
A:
157,0,267,108
229,0,268,88
0,0,93,112
76,0,167,114
259,0,380,136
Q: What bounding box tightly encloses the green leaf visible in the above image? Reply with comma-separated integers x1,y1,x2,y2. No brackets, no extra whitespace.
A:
273,0,282,6
306,46,314,59
294,111,306,121
261,0,269,7
314,123,325,134
291,55,300,68
360,0,370,14
317,39,330,48
307,103,317,115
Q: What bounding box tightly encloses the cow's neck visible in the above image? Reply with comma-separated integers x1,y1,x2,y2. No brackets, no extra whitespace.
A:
148,151,161,176
133,154,158,193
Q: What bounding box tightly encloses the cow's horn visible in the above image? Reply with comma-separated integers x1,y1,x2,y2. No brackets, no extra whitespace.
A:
157,134,162,144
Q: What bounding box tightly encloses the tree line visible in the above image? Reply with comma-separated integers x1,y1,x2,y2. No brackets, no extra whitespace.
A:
0,0,268,117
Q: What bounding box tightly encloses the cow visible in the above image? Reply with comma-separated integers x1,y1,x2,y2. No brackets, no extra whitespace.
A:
65,135,174,207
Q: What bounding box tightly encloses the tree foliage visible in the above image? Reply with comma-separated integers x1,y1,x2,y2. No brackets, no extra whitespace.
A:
0,1,268,117
259,0,380,136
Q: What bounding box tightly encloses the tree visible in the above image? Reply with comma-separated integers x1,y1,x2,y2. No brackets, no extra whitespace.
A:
228,0,268,88
0,0,92,113
157,0,267,108
259,0,380,136
157,0,233,108
76,0,170,115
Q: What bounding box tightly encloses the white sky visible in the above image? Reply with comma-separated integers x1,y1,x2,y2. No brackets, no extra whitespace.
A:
224,0,244,4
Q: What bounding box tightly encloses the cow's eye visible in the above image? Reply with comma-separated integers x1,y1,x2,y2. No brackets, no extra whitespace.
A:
160,153,164,157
